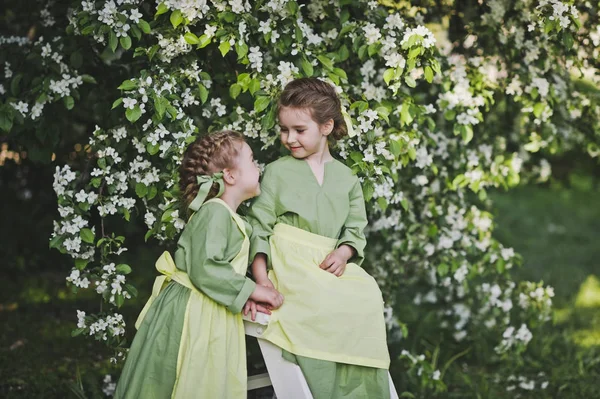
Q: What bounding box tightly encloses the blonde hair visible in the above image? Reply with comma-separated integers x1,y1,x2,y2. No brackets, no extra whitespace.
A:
179,130,245,211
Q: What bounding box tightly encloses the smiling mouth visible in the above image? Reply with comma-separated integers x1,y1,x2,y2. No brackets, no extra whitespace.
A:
289,146,302,151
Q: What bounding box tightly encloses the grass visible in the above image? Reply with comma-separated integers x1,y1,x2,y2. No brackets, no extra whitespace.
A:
488,179,600,398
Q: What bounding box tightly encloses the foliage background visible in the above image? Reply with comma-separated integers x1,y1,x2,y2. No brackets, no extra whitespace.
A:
1,0,600,397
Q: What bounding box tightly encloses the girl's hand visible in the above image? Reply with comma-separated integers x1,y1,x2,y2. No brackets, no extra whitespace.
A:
256,276,274,289
250,284,284,310
319,245,355,277
243,299,271,321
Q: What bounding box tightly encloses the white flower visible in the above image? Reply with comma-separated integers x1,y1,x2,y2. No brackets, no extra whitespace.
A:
363,23,381,45
432,370,441,380
122,98,137,109
76,310,86,328
129,9,143,24
11,101,29,117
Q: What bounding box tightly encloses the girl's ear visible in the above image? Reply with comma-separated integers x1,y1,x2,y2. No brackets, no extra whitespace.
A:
222,168,236,185
321,119,334,136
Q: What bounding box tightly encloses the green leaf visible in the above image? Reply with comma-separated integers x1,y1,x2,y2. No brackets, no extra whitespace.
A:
148,185,158,200
377,197,388,212
408,46,421,60
533,102,545,118
119,35,132,50
248,79,260,95
254,96,270,113
138,19,151,34
286,0,299,15
261,105,277,131
116,294,125,308
136,182,148,197
75,259,89,270
376,106,390,124
63,96,75,110
390,139,402,157
317,55,334,70
333,68,347,80
357,44,368,60
10,74,22,96
562,32,574,50
301,58,314,77
337,45,350,62
109,30,118,52
400,102,413,126
198,84,208,104
401,199,409,211
153,95,166,118
80,228,95,244
462,124,474,143
81,74,97,84
197,34,211,48
235,42,248,59
155,2,168,17
424,65,434,83
362,181,374,201
219,40,231,56
126,105,142,122
148,44,159,61
116,264,132,274
72,328,86,337
147,142,159,155
367,43,379,57
404,75,417,88
383,68,395,85
437,263,448,276
49,234,65,249
229,83,242,99
184,32,200,45
170,10,183,28
118,79,137,91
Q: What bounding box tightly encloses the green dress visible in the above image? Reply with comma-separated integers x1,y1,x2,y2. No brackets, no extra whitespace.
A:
114,199,256,399
247,156,391,399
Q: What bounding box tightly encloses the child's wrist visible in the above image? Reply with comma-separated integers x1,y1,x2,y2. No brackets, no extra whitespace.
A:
337,244,355,261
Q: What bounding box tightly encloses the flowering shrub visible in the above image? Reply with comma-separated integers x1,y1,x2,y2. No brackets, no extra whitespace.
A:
2,0,599,395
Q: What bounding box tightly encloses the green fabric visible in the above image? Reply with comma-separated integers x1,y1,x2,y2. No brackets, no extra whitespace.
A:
114,282,190,399
283,350,391,399
189,172,225,211
248,156,368,267
115,201,256,397
248,156,388,399
174,201,256,314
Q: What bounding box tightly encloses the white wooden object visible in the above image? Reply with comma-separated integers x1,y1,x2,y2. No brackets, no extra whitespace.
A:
243,312,399,399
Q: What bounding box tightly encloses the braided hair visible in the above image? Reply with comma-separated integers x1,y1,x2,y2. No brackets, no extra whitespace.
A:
278,77,348,141
179,130,245,213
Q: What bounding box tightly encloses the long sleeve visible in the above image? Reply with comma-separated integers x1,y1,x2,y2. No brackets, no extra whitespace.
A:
247,165,278,266
175,202,255,314
336,177,368,266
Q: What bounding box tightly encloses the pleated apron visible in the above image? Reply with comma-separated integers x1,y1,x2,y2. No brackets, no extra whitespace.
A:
261,223,390,369
134,198,250,398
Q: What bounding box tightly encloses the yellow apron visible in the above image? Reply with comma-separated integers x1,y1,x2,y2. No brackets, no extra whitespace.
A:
135,198,250,399
262,223,390,370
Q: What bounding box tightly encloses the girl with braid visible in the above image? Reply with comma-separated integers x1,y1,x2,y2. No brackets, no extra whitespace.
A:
115,130,284,399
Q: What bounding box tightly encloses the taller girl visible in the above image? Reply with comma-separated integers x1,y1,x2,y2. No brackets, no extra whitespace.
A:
248,78,392,398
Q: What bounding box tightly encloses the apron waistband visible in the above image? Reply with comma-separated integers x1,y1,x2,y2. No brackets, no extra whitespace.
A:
273,223,338,251
134,251,195,329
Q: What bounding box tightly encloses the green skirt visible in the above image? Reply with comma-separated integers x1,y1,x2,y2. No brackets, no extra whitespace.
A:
282,350,390,398
114,282,189,398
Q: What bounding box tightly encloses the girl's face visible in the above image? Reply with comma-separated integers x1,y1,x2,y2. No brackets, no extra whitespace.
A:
230,141,261,201
278,106,333,159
